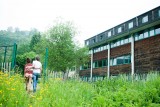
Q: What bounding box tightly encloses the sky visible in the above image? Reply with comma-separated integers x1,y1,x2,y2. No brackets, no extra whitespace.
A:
0,0,160,45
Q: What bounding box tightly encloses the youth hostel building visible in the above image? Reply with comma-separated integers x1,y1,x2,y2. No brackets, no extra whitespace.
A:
79,6,160,77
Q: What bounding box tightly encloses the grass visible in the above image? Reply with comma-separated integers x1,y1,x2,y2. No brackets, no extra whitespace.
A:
0,71,160,107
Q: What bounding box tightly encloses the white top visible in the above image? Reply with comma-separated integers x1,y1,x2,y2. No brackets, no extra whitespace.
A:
32,60,42,74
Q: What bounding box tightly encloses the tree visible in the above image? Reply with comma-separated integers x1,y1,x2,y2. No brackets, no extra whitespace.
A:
47,21,76,72
34,19,90,79
30,33,41,50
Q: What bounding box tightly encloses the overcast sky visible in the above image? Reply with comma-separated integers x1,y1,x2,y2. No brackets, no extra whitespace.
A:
0,0,160,45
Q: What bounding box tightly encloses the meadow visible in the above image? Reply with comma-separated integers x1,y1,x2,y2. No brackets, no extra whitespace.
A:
0,71,160,107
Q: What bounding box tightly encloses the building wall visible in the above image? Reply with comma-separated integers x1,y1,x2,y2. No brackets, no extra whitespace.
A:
135,34,160,73
80,34,160,77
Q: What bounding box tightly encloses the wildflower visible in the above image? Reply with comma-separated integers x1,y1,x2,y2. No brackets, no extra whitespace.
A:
11,88,15,91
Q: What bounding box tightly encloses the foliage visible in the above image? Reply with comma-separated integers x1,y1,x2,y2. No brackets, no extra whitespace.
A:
0,27,38,46
0,72,160,107
16,51,36,74
0,71,30,107
35,20,89,73
30,32,41,50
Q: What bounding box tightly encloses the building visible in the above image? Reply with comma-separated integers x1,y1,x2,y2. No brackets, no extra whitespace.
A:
80,6,160,77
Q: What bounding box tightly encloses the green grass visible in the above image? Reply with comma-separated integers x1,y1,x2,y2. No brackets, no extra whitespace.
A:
0,71,160,107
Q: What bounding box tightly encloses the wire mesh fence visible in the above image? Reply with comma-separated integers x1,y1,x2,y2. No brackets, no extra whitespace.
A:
0,43,17,72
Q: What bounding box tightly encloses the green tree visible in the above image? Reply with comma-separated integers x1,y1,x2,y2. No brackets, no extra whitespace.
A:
34,20,89,78
30,32,41,50
47,21,76,72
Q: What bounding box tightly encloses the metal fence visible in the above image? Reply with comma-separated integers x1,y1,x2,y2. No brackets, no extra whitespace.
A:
0,43,17,72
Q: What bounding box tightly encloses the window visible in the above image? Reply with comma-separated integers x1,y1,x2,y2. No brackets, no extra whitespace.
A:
149,29,155,36
93,48,97,53
116,40,120,46
135,34,138,41
124,55,131,64
108,31,111,37
121,39,124,45
159,10,160,17
139,33,144,40
129,22,133,29
142,15,148,23
128,36,131,42
117,56,124,65
93,38,96,43
71,67,76,71
113,58,117,66
155,28,160,35
111,43,114,48
86,41,89,45
118,27,122,33
110,59,113,66
144,31,149,38
102,59,107,67
124,38,129,44
100,46,104,51
98,60,102,67
104,45,107,50
93,61,98,68
100,35,103,40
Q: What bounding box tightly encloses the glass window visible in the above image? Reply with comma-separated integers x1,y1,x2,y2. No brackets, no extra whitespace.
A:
155,28,160,35
129,22,133,29
93,38,96,43
100,46,104,51
142,16,148,23
80,66,82,70
93,48,96,53
86,41,89,45
124,55,131,64
114,42,117,47
104,45,107,50
150,29,155,36
97,47,100,52
100,35,103,40
111,43,114,48
108,31,111,37
135,34,138,41
128,36,131,42
95,62,98,68
117,56,124,65
159,10,160,17
98,60,102,67
118,27,122,33
124,38,129,44
144,31,149,38
113,58,117,66
93,62,95,68
102,59,107,67
139,33,144,40
121,39,124,45
110,59,113,66
116,40,120,46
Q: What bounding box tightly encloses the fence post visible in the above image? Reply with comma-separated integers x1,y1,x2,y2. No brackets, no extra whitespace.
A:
11,43,17,70
3,46,7,72
43,48,48,83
